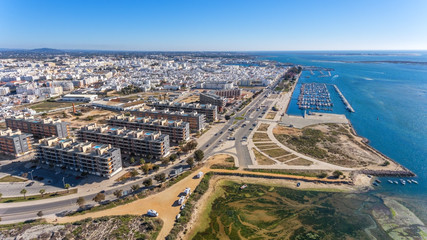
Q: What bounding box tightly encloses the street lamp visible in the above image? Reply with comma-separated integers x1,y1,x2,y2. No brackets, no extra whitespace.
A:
28,170,34,181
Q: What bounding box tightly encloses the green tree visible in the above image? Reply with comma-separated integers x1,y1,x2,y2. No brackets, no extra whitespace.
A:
194,150,204,162
131,184,140,192
225,115,231,120
130,169,139,178
161,158,170,165
93,193,105,203
152,165,160,172
113,189,123,198
169,154,178,162
64,183,71,193
187,157,194,168
139,158,145,165
39,189,46,198
143,178,153,187
130,157,135,164
20,189,27,199
154,173,166,183
333,171,343,178
76,197,85,208
140,164,151,175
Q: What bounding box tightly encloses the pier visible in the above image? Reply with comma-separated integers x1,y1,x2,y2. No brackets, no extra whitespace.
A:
333,85,355,112
297,83,333,111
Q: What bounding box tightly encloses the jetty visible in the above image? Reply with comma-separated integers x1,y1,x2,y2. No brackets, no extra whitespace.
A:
333,84,355,112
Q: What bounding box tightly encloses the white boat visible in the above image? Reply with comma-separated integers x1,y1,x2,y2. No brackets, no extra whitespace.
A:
400,179,406,185
387,180,393,184
412,180,419,184
394,181,399,184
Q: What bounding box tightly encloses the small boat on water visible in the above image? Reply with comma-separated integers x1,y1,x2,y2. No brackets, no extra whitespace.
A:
394,181,399,184
407,180,412,184
388,180,393,184
400,179,406,185
412,180,419,184
373,182,379,186
375,179,381,184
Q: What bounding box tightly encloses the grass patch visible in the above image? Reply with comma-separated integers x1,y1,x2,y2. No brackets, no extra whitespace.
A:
0,175,26,182
0,189,77,203
262,148,290,158
234,117,244,120
257,123,270,131
247,169,321,178
265,112,277,120
256,144,281,150
29,101,83,112
253,148,276,165
276,154,298,162
252,132,270,142
274,128,328,159
286,158,313,166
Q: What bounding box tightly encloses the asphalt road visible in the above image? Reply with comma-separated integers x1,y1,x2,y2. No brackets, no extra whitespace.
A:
0,80,280,224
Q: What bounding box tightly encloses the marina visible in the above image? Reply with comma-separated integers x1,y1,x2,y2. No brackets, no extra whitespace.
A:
297,83,333,111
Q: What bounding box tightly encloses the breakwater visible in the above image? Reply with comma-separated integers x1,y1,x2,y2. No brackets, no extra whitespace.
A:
333,84,355,112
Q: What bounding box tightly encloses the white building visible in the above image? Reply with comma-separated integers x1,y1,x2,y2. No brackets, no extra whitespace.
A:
0,87,10,96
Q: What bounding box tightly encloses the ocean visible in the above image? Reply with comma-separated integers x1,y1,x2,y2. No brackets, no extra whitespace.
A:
255,51,427,201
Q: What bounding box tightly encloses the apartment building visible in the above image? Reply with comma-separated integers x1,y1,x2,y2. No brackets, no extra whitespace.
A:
148,101,218,122
0,129,33,157
131,108,205,132
215,88,242,98
108,115,190,144
35,137,122,178
199,92,226,112
78,124,170,159
6,117,70,139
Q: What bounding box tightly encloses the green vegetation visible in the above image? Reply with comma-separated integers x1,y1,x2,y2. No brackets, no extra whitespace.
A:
192,181,379,240
275,128,328,159
0,175,26,182
248,169,322,178
210,156,237,170
234,116,244,120
276,154,298,162
0,189,77,203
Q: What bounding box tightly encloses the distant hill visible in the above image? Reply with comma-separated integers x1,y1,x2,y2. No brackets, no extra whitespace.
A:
29,48,64,54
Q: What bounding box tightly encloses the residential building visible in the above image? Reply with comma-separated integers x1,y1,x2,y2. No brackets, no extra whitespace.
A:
215,88,242,98
199,92,226,112
0,87,10,96
35,137,122,178
148,101,217,122
108,115,190,143
0,129,33,157
6,117,70,139
78,124,170,159
131,108,205,132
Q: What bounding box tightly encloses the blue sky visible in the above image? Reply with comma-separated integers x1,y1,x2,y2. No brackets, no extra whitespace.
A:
1,0,426,51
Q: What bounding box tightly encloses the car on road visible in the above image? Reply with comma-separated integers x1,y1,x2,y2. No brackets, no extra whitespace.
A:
147,209,159,217
180,204,186,210
249,128,253,130
205,144,209,147
26,182,35,187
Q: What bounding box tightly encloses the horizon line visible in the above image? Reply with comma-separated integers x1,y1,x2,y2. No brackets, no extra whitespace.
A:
1,47,427,53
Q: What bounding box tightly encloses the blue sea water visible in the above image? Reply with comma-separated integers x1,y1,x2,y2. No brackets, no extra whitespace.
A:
255,51,427,199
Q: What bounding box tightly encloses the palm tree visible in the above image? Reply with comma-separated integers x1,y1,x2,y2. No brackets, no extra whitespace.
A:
39,189,46,198
113,189,123,198
131,184,140,192
20,189,27,199
64,183,71,193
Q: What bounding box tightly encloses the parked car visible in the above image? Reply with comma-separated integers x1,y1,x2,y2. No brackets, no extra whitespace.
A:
147,209,159,217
